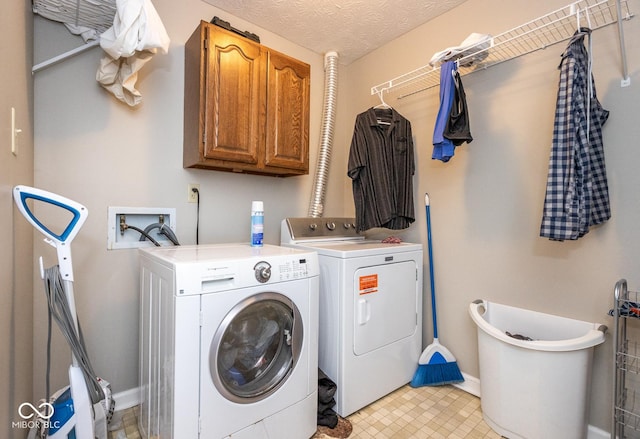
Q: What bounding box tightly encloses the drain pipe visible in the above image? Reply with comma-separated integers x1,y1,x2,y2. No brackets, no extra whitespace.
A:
308,51,339,218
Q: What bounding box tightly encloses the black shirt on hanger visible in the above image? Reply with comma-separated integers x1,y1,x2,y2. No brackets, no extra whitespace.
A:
348,107,415,233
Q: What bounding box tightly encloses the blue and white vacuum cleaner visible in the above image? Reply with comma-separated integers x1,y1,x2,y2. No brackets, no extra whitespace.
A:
14,185,113,439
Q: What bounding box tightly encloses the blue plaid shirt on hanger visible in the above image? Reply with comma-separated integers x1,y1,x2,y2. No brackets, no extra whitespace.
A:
540,29,610,241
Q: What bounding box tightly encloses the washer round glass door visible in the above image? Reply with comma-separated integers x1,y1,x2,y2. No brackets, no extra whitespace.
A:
210,292,303,403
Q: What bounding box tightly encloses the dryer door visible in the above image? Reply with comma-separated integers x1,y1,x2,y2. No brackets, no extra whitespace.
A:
209,292,303,403
353,261,418,355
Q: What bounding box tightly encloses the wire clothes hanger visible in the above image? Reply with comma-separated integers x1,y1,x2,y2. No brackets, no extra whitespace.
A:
569,5,595,140
373,90,392,125
572,4,594,36
374,90,391,109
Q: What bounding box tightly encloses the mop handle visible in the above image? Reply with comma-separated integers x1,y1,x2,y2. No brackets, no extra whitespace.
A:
425,193,438,339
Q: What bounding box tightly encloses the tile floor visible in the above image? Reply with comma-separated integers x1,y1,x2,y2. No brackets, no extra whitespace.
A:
108,384,502,438
342,385,500,439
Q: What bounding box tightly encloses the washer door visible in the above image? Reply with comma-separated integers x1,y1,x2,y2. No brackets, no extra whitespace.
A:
210,292,303,403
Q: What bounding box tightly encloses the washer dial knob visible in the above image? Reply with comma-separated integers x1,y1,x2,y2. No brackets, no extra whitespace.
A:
254,261,271,283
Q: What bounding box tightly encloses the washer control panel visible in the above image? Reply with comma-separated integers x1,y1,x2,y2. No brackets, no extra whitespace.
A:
275,257,310,281
143,244,319,296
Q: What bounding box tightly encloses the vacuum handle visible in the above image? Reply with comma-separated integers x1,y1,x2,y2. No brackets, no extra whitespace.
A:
14,185,88,245
13,185,88,281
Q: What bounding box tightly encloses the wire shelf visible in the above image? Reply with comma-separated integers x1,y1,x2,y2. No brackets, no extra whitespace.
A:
615,359,640,437
33,0,116,35
31,0,118,73
614,280,640,438
618,339,640,375
371,0,633,100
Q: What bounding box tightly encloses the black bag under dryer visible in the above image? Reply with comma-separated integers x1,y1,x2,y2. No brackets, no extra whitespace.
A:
317,369,338,428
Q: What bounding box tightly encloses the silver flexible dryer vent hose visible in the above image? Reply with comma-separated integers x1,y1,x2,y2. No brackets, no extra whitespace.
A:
308,51,339,218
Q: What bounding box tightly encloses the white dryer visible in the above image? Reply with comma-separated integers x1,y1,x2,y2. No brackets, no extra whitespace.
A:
138,244,319,439
281,218,423,417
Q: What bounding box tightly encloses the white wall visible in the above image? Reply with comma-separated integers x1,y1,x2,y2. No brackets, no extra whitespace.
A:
32,0,346,406
342,0,640,432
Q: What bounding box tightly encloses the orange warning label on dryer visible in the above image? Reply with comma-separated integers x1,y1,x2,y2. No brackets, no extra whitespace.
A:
359,274,378,295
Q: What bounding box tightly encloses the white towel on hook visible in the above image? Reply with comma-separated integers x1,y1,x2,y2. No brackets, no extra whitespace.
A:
96,0,170,106
429,33,492,67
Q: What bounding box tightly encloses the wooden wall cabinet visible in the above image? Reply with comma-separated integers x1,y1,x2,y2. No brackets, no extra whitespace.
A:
184,21,310,177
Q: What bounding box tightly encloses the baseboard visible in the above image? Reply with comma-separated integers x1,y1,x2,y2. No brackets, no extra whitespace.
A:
111,386,142,412
588,424,609,439
453,372,480,397
454,373,610,439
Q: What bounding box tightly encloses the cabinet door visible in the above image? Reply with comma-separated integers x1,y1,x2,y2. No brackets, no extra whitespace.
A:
203,26,264,164
264,50,310,172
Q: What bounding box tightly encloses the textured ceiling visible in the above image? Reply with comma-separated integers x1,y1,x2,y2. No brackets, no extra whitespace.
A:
201,0,469,64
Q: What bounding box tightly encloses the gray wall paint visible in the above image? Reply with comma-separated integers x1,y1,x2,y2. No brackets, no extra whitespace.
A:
32,0,336,407
31,0,640,434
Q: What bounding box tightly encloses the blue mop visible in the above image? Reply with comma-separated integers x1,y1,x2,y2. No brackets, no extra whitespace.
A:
410,193,464,387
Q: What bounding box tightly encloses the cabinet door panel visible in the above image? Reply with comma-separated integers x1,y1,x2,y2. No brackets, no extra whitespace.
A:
204,28,264,164
184,21,309,176
264,50,310,171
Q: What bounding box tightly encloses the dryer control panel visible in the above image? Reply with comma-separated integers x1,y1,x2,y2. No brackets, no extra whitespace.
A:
282,217,361,242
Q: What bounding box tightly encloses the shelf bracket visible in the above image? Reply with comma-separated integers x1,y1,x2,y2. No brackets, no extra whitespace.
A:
616,0,631,86
32,40,101,74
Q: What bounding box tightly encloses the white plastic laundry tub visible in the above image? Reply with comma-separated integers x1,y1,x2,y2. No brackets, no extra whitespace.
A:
469,299,606,439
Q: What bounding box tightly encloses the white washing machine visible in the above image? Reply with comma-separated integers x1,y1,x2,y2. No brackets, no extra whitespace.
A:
281,218,423,417
138,244,319,439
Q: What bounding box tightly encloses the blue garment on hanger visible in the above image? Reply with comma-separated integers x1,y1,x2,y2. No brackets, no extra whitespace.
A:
432,61,457,162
